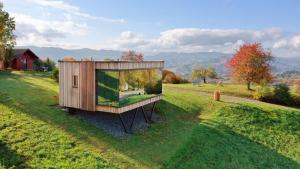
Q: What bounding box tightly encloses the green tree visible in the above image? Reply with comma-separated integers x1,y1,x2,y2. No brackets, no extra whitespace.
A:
43,57,56,71
0,2,15,68
191,67,217,83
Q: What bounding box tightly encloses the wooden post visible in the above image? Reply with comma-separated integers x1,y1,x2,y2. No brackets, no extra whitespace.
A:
214,90,220,101
0,61,4,70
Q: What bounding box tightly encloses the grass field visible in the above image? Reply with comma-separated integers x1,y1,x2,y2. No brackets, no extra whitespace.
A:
0,71,299,168
164,83,255,98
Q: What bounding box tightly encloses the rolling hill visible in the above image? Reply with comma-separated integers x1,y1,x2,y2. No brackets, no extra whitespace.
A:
17,46,300,77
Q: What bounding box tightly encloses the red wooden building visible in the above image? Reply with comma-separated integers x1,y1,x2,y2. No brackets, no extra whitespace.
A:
11,49,39,70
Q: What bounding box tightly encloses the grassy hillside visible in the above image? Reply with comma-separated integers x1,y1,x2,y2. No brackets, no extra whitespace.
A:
0,71,299,169
0,71,222,168
164,104,300,169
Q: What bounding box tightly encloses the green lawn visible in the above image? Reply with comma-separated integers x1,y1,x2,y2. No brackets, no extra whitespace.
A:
0,71,299,169
164,104,300,169
164,83,255,98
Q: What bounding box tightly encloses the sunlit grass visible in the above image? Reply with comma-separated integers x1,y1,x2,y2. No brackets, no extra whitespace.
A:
164,83,255,98
0,71,299,169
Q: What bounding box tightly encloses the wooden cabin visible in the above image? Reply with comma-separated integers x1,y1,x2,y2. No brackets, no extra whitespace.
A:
11,49,39,70
59,60,164,114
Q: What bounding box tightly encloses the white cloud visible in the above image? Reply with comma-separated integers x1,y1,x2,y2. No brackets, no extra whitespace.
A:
273,39,288,49
27,0,126,23
107,28,286,53
272,35,300,49
12,13,87,48
292,36,300,48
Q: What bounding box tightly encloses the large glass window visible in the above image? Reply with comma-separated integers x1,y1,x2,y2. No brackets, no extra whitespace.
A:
96,69,162,107
96,70,119,107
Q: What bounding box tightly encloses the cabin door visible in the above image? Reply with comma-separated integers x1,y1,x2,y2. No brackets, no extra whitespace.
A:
22,58,28,70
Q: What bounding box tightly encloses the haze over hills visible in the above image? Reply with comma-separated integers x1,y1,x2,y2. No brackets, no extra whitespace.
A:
17,46,300,77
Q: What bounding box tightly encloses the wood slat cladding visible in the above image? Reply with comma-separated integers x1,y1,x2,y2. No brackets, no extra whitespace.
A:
58,62,80,108
95,61,164,70
96,95,162,114
80,61,95,111
59,60,163,113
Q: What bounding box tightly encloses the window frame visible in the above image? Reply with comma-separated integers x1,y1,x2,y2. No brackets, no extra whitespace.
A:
72,75,78,88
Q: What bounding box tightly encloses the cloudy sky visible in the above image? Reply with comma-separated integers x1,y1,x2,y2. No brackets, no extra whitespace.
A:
2,0,300,57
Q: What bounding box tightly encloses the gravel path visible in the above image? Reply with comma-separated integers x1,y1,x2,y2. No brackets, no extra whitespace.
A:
74,104,162,138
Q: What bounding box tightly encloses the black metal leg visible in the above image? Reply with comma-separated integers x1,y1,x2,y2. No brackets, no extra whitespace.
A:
129,108,138,129
118,114,128,133
149,102,156,121
141,106,149,123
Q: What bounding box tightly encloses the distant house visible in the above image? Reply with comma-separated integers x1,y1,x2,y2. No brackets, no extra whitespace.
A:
11,49,39,70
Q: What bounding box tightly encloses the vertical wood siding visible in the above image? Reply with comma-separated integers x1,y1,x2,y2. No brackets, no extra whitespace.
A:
80,61,95,111
59,62,80,109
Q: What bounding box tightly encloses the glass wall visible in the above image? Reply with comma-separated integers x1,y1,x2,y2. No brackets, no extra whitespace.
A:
96,69,162,107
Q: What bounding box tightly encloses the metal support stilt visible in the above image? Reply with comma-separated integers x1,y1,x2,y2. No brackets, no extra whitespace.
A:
149,102,156,121
129,108,138,129
141,106,149,123
118,114,128,133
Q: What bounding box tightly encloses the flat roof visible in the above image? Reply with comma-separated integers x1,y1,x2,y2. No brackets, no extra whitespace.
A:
58,60,164,63
59,60,164,70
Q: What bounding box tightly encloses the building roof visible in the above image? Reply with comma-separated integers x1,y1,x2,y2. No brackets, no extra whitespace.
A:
59,60,164,70
12,49,39,59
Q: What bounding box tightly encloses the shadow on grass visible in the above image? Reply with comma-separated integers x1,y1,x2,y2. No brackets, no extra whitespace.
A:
1,71,299,169
0,140,27,168
0,71,202,168
163,120,300,169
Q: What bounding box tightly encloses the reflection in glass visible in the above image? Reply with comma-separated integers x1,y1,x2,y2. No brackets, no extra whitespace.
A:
96,69,162,107
96,70,119,107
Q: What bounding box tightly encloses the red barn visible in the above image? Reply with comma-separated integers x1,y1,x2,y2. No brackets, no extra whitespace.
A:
11,49,39,70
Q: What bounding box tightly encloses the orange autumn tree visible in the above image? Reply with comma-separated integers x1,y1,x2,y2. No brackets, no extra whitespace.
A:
227,43,273,90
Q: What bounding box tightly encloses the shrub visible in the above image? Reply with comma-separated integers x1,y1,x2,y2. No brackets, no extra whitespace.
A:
253,81,272,101
52,68,59,82
33,59,43,71
272,83,295,106
145,80,162,94
293,82,300,106
163,69,189,84
33,58,56,71
294,82,300,97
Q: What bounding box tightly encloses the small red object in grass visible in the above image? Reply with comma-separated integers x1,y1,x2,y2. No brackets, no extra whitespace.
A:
214,90,220,101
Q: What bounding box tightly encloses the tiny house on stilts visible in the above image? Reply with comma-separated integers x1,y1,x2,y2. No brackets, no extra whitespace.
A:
59,60,164,132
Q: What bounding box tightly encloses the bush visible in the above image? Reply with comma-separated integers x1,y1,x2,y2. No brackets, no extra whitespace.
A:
33,59,43,71
145,80,162,94
294,82,300,97
293,83,300,106
33,58,56,71
253,81,272,101
272,83,295,106
163,69,189,84
52,68,59,82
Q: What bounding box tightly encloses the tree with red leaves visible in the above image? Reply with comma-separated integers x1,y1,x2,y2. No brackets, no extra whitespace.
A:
162,69,186,84
227,43,273,90
120,50,144,61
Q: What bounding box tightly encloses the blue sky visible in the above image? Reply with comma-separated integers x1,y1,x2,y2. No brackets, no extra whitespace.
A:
2,0,300,57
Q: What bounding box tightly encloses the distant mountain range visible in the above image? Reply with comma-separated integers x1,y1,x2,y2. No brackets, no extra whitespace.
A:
17,46,300,77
